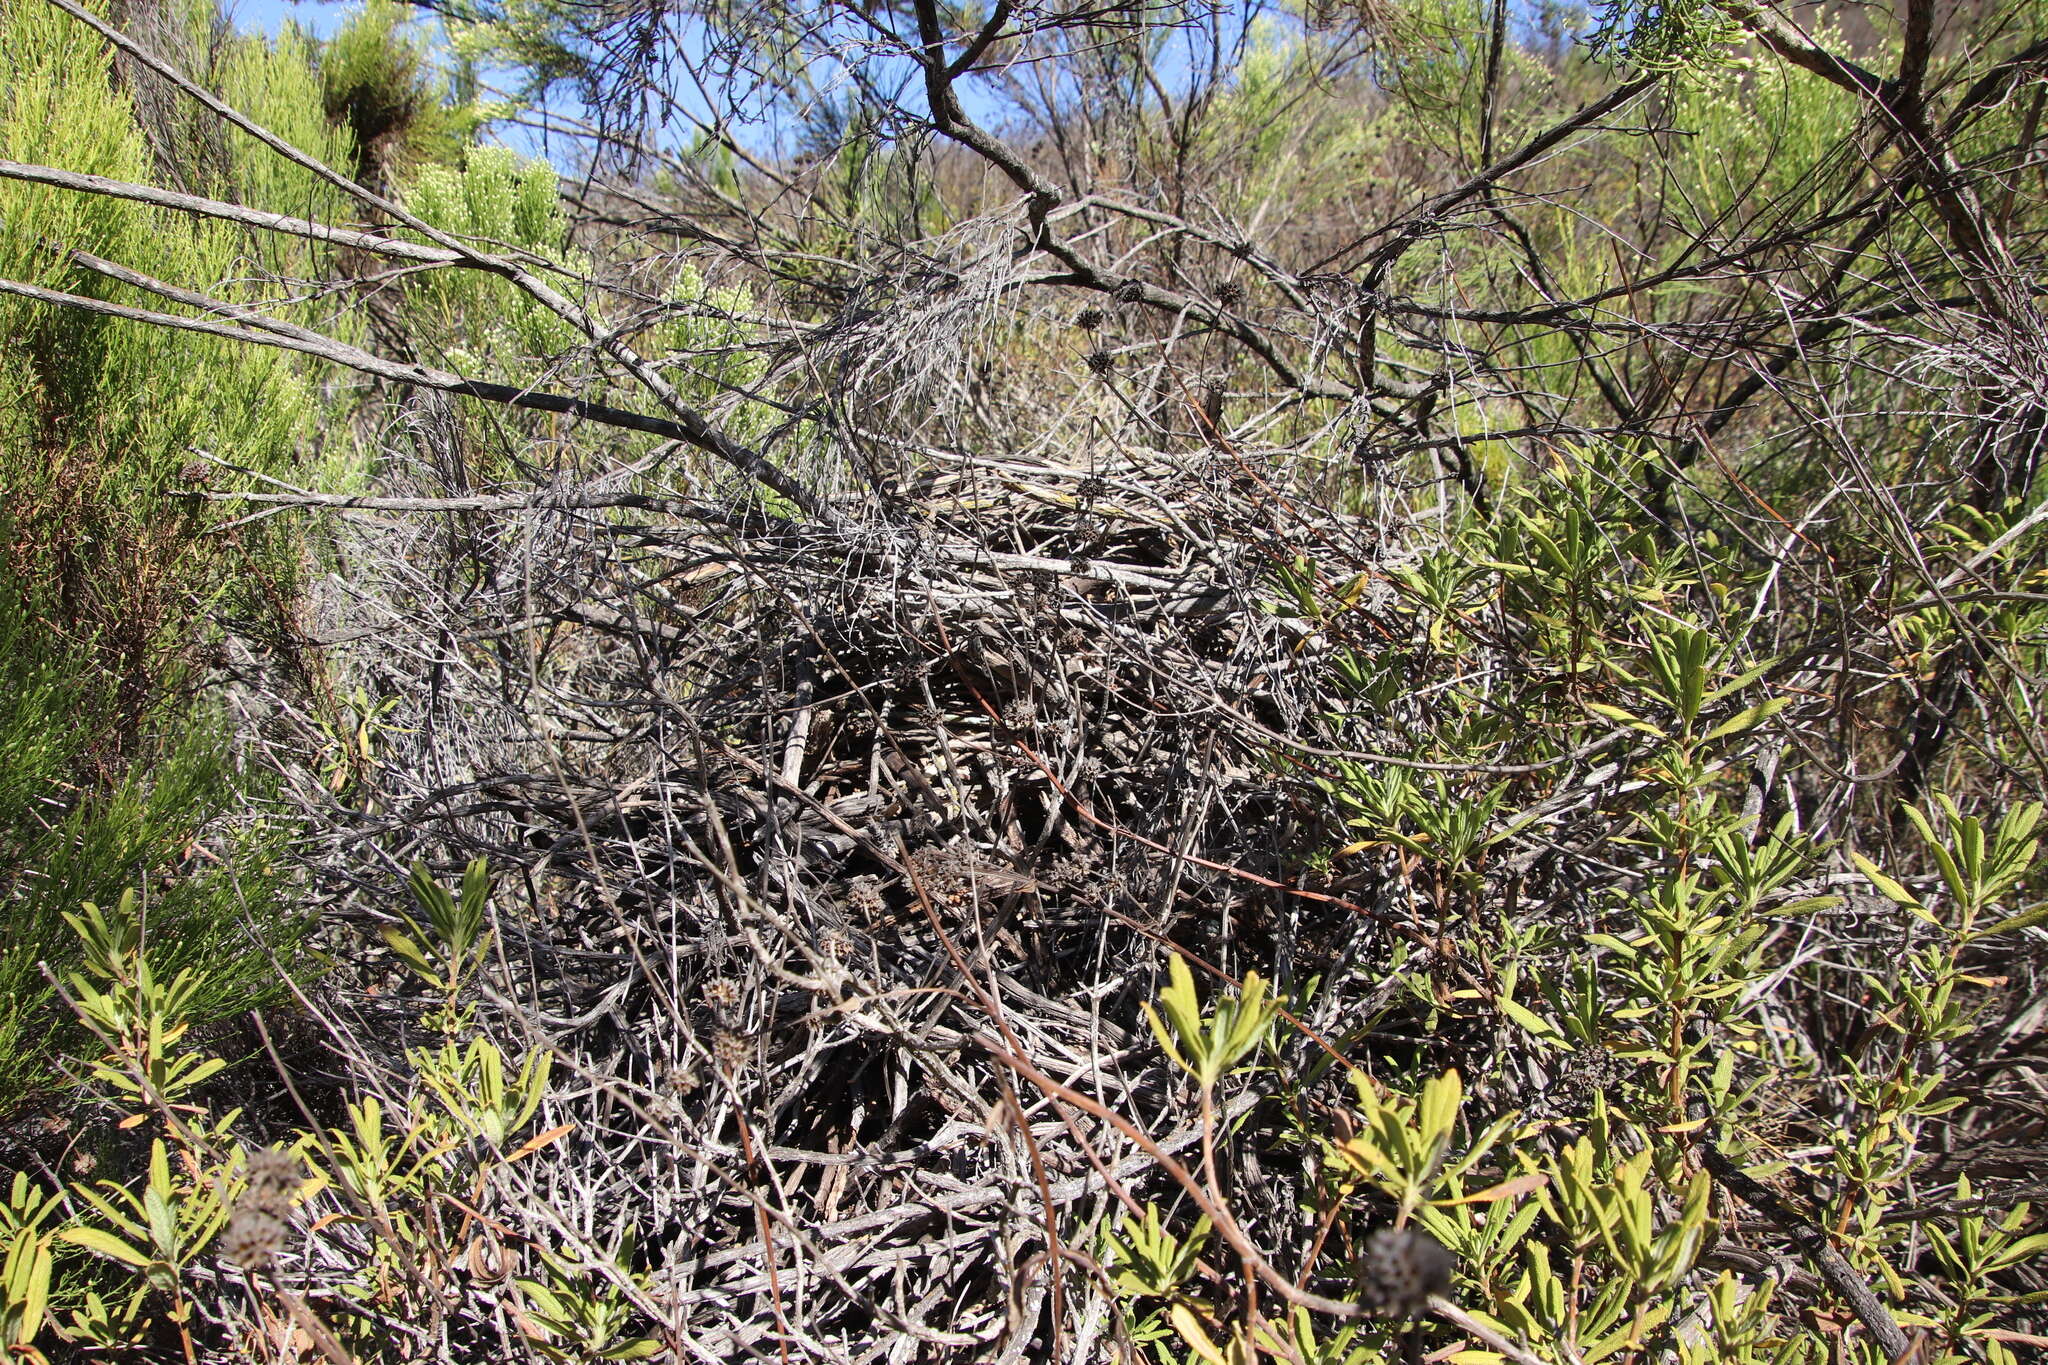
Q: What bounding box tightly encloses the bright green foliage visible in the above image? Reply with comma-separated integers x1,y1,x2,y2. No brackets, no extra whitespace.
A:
404,144,585,367
1252,1308,1380,1365
61,892,234,1114
1109,439,2048,1361
0,1174,58,1365
0,0,350,589
6,870,628,1362
1668,50,1866,222
398,144,803,483
1332,1075,1716,1357
215,19,362,217
409,145,569,250
1856,799,2043,939
648,260,777,422
0,595,297,1111
413,1034,552,1148
1107,1202,1215,1300
384,856,497,1031
1117,977,1772,1363
1921,1176,2048,1354
0,0,337,1118
319,0,484,187
515,1237,662,1362
1145,954,1279,1090
0,0,335,520
1327,1069,1518,1222
58,1138,232,1346
1586,0,1744,73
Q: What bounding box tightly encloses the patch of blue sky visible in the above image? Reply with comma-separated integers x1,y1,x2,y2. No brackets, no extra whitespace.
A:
229,0,347,42
213,0,1584,172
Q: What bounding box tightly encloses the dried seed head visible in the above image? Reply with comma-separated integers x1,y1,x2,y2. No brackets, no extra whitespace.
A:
221,1147,301,1271
845,875,887,920
220,1206,287,1270
1084,348,1116,377
661,1062,700,1095
1047,845,1101,889
1552,1044,1628,1113
1111,280,1145,303
907,845,976,905
1076,475,1108,502
1073,307,1105,332
1568,1044,1624,1085
1215,280,1246,307
1001,697,1036,730
242,1147,302,1202
711,1029,750,1074
703,977,743,1015
1354,1227,1454,1317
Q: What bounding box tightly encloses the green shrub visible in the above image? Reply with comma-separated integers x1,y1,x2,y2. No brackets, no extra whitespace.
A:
0,0,339,1117
319,0,479,188
0,865,644,1365
0,584,303,1114
1092,448,2048,1364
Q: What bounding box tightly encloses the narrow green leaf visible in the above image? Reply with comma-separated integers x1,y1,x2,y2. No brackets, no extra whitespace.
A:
1701,657,1778,706
1702,695,1791,741
57,1227,150,1268
1976,902,2048,938
1850,853,1922,908
1496,995,1565,1043
380,926,445,988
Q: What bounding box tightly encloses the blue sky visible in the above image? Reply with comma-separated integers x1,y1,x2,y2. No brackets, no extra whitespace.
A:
208,0,1425,167
214,0,1056,165
228,0,347,42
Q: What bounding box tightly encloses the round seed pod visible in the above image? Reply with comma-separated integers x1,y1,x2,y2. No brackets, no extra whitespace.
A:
1354,1227,1454,1317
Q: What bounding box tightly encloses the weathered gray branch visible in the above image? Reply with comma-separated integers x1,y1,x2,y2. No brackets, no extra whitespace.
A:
0,268,798,488
0,157,464,265
41,0,823,516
